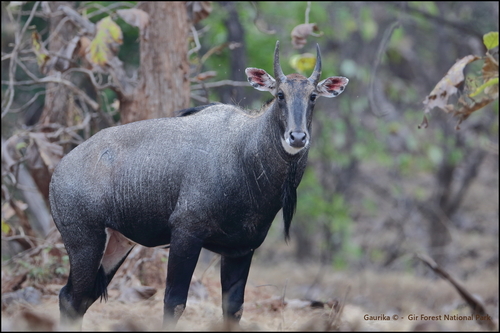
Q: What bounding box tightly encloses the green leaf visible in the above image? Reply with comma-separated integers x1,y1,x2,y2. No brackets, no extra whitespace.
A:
15,142,27,150
483,31,499,50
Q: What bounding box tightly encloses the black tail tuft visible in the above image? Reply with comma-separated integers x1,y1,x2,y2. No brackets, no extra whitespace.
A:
94,266,108,302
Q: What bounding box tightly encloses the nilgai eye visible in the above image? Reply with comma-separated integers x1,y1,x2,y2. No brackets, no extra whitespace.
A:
277,92,285,100
310,94,317,102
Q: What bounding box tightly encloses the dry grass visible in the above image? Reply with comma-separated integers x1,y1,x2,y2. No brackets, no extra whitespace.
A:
2,256,497,331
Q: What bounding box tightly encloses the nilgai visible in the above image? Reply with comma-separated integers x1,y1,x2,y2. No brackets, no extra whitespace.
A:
49,40,349,328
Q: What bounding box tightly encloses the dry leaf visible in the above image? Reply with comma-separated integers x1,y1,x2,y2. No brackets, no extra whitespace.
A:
418,115,429,129
422,55,479,114
31,32,50,74
76,36,91,60
186,1,212,24
480,54,499,98
28,133,63,173
117,8,149,32
195,71,217,81
291,23,323,49
454,97,495,129
482,54,498,82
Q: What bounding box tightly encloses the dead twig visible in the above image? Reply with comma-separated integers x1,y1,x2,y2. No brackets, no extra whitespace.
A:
416,253,497,331
368,20,400,118
1,76,99,110
326,286,350,330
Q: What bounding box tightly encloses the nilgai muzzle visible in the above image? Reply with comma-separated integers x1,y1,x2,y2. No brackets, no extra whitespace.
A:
50,40,349,329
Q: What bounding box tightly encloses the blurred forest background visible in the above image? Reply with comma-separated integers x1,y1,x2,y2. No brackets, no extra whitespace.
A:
1,1,498,331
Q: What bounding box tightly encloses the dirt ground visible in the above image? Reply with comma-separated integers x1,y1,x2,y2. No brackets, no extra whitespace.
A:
1,253,498,331
2,150,498,332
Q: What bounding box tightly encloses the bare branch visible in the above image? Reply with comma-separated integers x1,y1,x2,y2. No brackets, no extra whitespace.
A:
42,16,72,48
305,1,311,25
188,25,201,57
57,5,96,35
250,2,276,35
1,76,99,110
190,79,249,90
190,93,209,103
416,253,497,330
65,68,113,90
8,89,48,114
395,2,483,40
14,56,41,82
368,20,400,118
2,1,40,119
447,149,487,214
85,1,136,20
94,97,115,128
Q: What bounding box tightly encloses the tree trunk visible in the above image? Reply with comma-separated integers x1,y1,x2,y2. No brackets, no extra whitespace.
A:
38,2,77,126
120,2,190,123
219,1,247,105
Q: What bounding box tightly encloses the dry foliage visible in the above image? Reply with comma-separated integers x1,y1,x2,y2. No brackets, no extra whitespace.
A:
291,23,323,49
421,31,499,129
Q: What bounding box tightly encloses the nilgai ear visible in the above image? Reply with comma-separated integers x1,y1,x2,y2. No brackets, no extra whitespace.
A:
316,76,349,98
245,68,277,93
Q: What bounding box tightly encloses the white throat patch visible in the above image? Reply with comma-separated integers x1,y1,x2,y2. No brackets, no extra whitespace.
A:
281,137,306,155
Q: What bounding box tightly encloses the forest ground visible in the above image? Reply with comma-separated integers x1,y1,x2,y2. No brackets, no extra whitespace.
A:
1,259,498,331
1,156,498,331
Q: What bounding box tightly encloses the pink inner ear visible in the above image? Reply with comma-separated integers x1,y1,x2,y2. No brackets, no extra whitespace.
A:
326,77,347,91
247,69,267,86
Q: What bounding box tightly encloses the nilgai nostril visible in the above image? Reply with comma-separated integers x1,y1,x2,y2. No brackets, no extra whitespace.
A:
289,131,307,147
50,40,348,330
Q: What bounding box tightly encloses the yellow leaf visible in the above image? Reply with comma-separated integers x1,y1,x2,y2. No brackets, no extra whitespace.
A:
98,17,123,44
289,53,316,75
88,17,123,66
89,38,109,66
31,31,50,71
1,219,11,234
